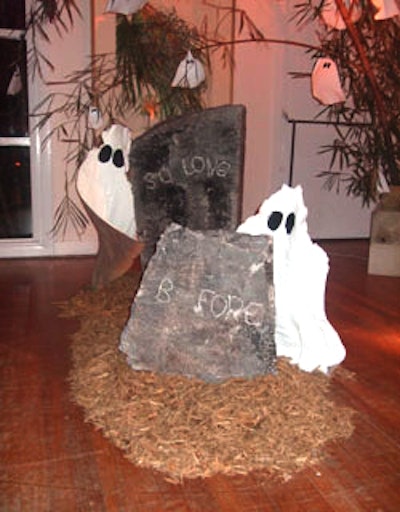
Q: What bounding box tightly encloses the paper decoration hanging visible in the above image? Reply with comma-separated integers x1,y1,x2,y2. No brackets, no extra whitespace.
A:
76,124,137,239
104,0,147,15
320,0,362,30
88,105,104,130
311,57,346,105
171,50,205,89
6,65,22,96
237,184,346,374
371,0,400,20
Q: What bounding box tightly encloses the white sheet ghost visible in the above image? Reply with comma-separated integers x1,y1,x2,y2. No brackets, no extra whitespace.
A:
237,184,346,374
76,124,137,239
171,50,205,89
104,0,147,15
7,65,22,96
311,57,346,106
371,0,400,19
320,0,362,30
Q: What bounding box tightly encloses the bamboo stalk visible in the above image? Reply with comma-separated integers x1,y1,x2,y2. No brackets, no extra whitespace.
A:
334,0,398,187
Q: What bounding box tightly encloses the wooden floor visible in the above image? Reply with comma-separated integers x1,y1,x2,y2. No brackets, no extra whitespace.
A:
0,240,399,512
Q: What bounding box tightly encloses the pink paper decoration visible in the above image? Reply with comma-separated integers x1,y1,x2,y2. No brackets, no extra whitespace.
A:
311,57,346,105
171,51,205,89
371,0,400,20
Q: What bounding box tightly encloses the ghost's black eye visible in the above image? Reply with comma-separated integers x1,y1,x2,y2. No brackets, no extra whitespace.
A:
113,149,124,168
285,213,295,234
98,144,112,163
267,211,283,231
323,62,331,69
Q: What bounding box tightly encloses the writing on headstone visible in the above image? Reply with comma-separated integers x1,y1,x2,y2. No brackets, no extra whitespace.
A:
129,105,246,264
120,223,276,383
143,155,232,191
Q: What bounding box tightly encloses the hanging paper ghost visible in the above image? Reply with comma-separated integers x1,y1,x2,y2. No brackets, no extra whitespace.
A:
88,105,104,130
104,0,147,15
320,0,362,30
7,65,23,96
171,50,205,89
237,184,346,374
76,124,137,239
371,0,400,20
311,57,346,105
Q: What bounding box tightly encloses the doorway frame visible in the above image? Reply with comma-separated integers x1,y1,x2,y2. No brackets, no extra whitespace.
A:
0,11,53,258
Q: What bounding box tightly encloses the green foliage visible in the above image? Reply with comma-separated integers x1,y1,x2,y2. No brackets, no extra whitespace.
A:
32,5,206,157
293,0,400,204
30,4,206,237
115,6,205,119
27,0,81,77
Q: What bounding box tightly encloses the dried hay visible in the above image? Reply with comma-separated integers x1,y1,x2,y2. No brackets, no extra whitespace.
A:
60,272,355,482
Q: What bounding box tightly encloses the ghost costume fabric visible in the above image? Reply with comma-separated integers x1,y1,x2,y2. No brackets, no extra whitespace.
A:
76,124,137,239
104,0,147,15
171,50,205,89
371,0,400,19
311,57,346,106
320,0,362,30
237,184,346,374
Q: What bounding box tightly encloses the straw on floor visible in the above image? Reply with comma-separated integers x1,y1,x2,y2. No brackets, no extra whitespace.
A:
60,271,355,483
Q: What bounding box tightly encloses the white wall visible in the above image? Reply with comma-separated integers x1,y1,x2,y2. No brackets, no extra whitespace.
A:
233,1,288,219
47,2,98,255
279,3,372,238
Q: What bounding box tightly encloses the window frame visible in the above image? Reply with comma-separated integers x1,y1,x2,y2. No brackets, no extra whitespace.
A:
0,19,53,257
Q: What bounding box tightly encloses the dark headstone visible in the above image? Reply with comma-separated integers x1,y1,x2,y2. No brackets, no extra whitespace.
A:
129,105,246,265
120,223,276,383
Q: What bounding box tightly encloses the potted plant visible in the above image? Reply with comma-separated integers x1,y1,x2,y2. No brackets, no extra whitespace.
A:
292,0,400,275
292,0,400,203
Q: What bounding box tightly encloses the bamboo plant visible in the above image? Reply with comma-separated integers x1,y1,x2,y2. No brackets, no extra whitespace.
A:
292,0,400,204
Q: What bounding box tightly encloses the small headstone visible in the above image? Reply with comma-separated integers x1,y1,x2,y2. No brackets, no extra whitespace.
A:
368,187,400,277
129,105,246,265
120,223,276,383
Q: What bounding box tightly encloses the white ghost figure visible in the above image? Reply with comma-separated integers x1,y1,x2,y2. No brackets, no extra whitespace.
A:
171,50,205,89
320,0,362,30
371,0,400,20
7,65,22,96
237,184,346,374
311,57,346,106
76,124,137,239
104,0,147,15
88,105,104,130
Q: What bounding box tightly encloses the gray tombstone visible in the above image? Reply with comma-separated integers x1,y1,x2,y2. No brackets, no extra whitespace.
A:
120,223,276,383
129,105,246,266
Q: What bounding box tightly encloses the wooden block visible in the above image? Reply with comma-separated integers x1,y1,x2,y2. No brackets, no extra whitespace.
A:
368,242,400,277
368,206,400,277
